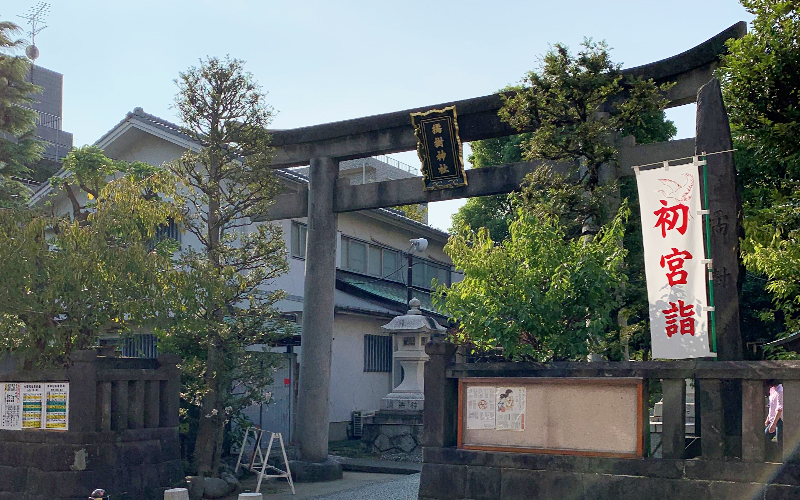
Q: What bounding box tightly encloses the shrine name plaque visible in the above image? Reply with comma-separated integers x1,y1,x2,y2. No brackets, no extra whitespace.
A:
458,378,644,458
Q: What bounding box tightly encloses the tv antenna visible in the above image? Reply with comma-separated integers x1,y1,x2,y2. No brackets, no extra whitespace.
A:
18,2,50,62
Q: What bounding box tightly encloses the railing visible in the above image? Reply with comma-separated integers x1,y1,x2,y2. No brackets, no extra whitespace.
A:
34,109,62,130
424,341,800,464
373,154,419,175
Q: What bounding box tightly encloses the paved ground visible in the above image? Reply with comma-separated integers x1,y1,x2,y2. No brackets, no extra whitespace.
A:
233,471,420,499
307,473,420,500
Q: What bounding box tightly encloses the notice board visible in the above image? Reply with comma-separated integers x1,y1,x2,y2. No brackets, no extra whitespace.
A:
1,382,69,431
458,378,643,457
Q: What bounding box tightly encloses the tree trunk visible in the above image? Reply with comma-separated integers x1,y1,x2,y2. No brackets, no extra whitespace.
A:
211,408,226,475
194,343,224,476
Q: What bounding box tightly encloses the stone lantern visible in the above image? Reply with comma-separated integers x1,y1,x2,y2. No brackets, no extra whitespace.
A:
380,298,446,411
361,298,446,456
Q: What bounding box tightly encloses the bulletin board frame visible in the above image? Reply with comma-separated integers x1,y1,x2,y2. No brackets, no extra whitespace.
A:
457,377,644,458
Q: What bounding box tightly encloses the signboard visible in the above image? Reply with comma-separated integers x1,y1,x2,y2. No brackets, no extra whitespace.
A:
1,382,22,430
21,383,44,429
0,382,68,431
410,106,467,190
635,161,711,359
466,386,495,430
459,378,643,457
45,383,69,430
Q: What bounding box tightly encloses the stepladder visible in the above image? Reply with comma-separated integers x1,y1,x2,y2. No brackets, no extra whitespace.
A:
234,427,295,495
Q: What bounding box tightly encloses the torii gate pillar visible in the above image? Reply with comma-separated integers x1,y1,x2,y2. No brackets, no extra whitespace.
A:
292,156,343,479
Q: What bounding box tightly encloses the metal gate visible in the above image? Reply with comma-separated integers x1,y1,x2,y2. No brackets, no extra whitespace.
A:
240,352,295,440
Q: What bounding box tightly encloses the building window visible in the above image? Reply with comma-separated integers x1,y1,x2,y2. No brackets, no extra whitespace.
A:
153,218,181,249
342,236,402,281
123,334,159,358
412,257,451,290
364,334,392,372
291,222,307,259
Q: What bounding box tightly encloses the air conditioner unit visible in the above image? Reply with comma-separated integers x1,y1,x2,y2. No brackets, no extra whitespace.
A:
351,410,374,438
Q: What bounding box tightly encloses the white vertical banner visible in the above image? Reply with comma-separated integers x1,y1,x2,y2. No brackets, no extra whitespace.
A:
636,161,711,359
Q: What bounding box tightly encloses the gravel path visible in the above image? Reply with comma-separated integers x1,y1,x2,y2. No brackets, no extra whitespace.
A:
307,473,420,500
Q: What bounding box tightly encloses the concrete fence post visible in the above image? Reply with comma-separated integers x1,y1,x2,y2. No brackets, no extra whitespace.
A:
423,340,458,448
158,353,181,428
782,380,800,463
67,350,98,432
741,379,766,462
661,378,686,459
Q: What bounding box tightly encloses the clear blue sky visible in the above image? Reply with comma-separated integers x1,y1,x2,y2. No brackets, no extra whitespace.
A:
12,0,751,231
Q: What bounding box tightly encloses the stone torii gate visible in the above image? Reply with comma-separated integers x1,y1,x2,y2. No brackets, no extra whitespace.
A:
264,22,747,470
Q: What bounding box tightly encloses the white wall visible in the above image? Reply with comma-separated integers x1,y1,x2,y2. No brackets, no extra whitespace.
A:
327,313,393,423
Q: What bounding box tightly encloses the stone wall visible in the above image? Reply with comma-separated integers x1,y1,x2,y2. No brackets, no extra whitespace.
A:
361,411,423,456
419,447,800,500
420,341,800,500
0,428,183,500
0,350,183,499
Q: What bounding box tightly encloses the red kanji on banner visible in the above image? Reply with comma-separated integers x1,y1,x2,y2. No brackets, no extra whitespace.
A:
654,200,689,238
662,300,695,337
659,248,693,286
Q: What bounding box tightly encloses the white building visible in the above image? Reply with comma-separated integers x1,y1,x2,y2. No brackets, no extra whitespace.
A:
29,108,456,441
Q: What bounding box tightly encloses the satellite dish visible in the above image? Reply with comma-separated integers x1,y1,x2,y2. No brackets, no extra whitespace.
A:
25,45,39,61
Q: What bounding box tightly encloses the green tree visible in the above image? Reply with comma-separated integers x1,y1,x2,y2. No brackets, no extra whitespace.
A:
719,1,800,173
718,1,800,344
164,56,289,477
454,41,675,241
436,185,629,361
448,41,674,359
0,19,44,207
451,134,530,242
500,39,672,192
0,147,179,365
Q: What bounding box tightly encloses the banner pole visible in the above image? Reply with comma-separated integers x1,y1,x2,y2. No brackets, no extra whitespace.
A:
701,153,717,354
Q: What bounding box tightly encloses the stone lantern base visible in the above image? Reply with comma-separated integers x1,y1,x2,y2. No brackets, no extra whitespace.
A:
361,410,423,457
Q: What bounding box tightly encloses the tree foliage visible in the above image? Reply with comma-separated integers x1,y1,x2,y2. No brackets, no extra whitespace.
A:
0,19,44,207
500,39,673,190
447,41,674,359
163,56,289,477
393,203,428,223
437,179,629,361
0,147,179,365
455,41,675,241
717,1,800,343
719,1,800,174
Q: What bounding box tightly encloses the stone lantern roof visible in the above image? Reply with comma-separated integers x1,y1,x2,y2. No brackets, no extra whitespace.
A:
381,298,446,335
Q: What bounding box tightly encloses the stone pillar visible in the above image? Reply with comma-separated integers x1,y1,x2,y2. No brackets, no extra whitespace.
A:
741,380,766,462
661,378,686,459
296,156,339,463
423,341,457,448
158,353,181,428
695,77,743,361
164,488,189,500
696,78,744,458
67,350,97,432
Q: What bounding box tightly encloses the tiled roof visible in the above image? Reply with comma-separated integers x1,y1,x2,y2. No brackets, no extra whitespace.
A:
95,107,194,147
34,108,451,239
335,269,447,319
